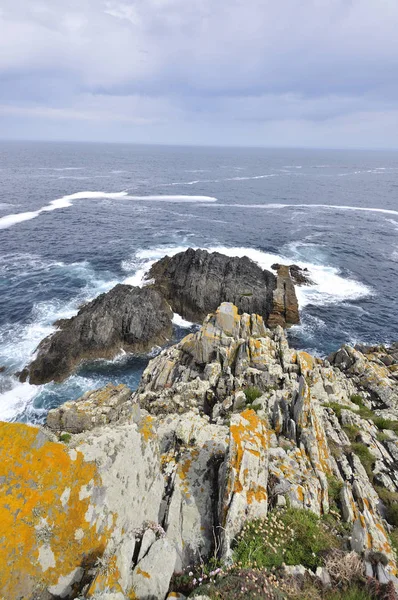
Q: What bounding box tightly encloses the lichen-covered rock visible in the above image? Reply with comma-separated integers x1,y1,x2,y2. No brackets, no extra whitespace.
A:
21,284,173,385
0,419,165,599
46,383,133,433
218,409,269,559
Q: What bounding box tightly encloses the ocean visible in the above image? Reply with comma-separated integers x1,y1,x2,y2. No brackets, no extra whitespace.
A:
0,140,397,423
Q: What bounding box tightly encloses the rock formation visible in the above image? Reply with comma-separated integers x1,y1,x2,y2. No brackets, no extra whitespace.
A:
147,247,300,327
20,284,173,385
2,303,398,599
271,262,314,286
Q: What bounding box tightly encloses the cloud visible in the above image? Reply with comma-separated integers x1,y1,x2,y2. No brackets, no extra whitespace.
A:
1,0,398,146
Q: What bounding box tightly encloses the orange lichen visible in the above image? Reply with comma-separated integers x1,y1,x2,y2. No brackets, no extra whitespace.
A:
138,415,155,441
135,567,151,579
0,422,112,599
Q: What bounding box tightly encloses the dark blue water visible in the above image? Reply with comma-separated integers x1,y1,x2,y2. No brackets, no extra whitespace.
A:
0,141,397,422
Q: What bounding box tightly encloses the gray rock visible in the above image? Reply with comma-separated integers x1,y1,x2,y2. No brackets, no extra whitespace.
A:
21,284,173,384
147,247,299,327
46,383,132,433
131,538,177,600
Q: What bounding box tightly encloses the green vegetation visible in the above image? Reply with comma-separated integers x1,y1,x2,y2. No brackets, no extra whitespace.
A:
373,417,398,432
343,424,360,442
326,474,343,508
325,586,373,600
59,433,71,443
351,442,375,480
350,395,374,420
376,431,390,443
244,386,263,404
375,486,398,527
233,508,340,571
324,402,352,421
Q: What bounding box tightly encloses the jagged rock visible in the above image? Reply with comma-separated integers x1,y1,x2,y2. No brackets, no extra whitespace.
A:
271,263,314,286
267,264,300,327
20,285,173,385
132,303,286,417
147,247,299,327
46,383,133,433
218,409,269,559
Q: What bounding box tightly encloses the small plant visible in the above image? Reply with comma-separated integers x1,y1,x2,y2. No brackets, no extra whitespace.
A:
233,508,341,571
373,418,398,433
375,487,398,527
326,474,343,511
59,433,71,443
376,431,390,443
343,425,360,442
244,386,263,404
324,402,353,421
351,442,375,480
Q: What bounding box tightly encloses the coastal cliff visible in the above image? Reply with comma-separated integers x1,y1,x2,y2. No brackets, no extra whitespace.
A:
2,302,398,600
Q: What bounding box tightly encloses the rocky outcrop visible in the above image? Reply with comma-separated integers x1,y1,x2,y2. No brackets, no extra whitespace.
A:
46,383,134,433
3,303,398,599
271,263,314,286
20,285,173,385
267,264,300,327
147,247,299,327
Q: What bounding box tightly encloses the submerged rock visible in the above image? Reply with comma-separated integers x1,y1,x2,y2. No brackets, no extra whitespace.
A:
20,284,173,385
147,247,299,327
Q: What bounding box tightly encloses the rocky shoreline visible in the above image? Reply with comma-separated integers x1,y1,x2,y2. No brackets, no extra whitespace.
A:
2,250,398,600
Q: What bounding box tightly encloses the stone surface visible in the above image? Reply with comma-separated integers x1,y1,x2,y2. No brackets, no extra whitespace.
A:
21,284,173,384
147,247,299,327
46,383,133,433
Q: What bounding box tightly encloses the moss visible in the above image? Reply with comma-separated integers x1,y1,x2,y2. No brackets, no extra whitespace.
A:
351,442,375,480
244,386,263,404
59,433,72,443
390,529,398,556
325,586,373,600
233,508,341,571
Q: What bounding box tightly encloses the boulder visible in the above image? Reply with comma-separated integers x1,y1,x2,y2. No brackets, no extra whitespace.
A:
147,247,299,327
21,284,173,385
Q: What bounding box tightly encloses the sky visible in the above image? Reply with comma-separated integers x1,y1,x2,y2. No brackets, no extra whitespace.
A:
1,0,398,148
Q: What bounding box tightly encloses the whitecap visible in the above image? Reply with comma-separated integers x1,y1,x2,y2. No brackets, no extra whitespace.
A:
0,191,218,230
205,202,398,217
173,313,194,328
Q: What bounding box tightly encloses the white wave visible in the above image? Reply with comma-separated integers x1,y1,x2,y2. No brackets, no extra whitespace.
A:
0,191,218,230
161,174,276,186
38,167,85,171
0,380,40,422
58,175,111,180
122,244,371,311
0,203,14,210
172,313,194,328
205,202,398,217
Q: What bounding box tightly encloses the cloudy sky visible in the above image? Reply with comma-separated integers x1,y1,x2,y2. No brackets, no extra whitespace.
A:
1,0,398,147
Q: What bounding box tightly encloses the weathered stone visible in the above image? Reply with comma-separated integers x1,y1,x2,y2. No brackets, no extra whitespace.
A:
46,384,133,433
131,538,176,600
218,409,269,559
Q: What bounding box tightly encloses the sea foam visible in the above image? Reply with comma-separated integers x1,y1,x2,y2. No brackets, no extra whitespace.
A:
0,191,218,230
